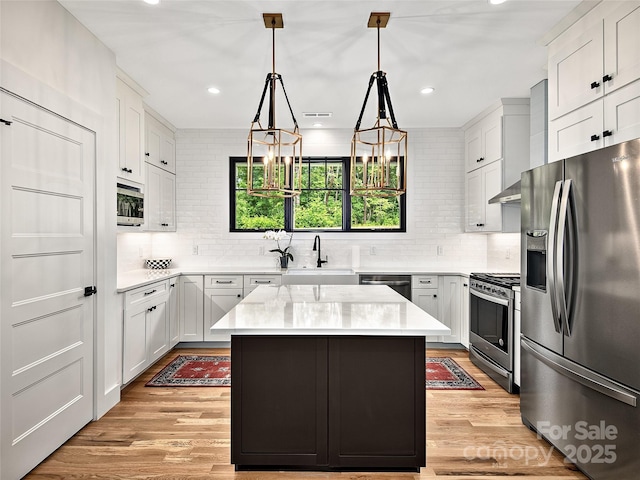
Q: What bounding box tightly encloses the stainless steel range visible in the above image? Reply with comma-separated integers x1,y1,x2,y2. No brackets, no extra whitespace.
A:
468,273,520,393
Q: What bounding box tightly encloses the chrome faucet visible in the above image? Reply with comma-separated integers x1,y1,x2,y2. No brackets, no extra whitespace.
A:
313,235,328,268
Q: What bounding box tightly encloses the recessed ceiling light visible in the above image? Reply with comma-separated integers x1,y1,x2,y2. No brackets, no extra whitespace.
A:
420,87,435,95
143,0,160,5
488,0,507,4
312,122,323,128
207,86,220,94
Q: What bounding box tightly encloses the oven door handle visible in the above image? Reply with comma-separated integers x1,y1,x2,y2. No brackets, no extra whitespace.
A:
470,288,509,307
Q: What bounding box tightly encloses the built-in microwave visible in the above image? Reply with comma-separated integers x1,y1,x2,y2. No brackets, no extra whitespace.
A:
117,184,144,226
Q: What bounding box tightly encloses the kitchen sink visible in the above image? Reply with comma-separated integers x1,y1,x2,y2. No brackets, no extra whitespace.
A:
282,268,358,285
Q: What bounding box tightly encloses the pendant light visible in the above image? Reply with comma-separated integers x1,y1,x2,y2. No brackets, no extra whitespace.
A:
350,12,407,198
247,13,302,198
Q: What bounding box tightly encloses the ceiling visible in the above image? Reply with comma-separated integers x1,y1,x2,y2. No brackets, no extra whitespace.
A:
59,0,584,130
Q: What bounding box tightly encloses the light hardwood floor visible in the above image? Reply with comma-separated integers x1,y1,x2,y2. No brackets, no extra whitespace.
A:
26,348,587,479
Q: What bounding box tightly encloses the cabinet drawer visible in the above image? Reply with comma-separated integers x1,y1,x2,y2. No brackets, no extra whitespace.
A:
205,275,243,289
125,280,169,309
244,274,282,293
412,275,438,289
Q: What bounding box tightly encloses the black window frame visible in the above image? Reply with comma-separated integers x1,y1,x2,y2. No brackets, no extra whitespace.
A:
229,156,406,233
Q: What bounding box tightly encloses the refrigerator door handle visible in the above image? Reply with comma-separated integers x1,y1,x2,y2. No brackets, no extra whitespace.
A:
547,180,563,333
522,337,637,407
556,179,574,336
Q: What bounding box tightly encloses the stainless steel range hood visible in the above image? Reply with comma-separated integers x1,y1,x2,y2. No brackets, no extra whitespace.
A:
488,180,521,204
488,79,547,206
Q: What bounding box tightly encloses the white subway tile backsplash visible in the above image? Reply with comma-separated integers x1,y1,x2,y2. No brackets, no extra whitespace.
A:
118,127,501,272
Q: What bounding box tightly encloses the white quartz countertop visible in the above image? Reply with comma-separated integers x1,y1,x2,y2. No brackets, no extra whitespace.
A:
117,266,478,292
210,284,451,337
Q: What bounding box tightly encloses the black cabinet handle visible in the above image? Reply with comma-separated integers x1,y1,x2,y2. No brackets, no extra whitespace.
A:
476,157,484,163
170,283,176,288
603,74,613,83
147,305,157,312
161,160,168,165
121,167,133,173
0,118,13,126
590,81,600,89
161,223,169,227
476,223,485,227
603,130,613,137
591,134,600,141
144,289,157,296
84,286,97,297
145,152,150,157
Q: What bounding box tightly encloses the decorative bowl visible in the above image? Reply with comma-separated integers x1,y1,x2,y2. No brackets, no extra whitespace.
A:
145,258,172,269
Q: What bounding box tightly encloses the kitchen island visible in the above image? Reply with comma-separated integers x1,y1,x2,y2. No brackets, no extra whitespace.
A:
212,284,450,472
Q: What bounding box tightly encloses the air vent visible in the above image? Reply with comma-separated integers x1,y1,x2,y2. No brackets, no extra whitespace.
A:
303,112,332,118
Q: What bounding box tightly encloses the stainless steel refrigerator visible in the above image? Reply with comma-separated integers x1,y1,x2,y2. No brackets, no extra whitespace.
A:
520,138,640,479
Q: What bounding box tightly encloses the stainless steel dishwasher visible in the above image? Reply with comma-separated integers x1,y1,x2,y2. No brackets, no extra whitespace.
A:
359,274,412,301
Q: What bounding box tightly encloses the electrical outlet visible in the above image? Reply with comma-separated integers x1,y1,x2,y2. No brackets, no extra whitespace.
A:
437,245,444,256
370,246,377,255
192,245,198,255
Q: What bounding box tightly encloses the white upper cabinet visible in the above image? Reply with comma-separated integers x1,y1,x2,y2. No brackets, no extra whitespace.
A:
144,109,176,231
465,110,502,172
465,160,505,233
116,77,146,184
548,23,604,121
146,163,176,232
145,111,176,174
463,99,529,233
603,3,640,97
548,1,640,161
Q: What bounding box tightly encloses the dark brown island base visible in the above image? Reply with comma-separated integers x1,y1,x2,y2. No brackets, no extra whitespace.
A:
211,285,451,472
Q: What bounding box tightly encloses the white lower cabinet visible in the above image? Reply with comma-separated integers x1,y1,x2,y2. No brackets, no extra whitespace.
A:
204,275,244,341
179,275,204,341
244,274,282,295
122,280,171,384
439,276,462,344
169,278,179,348
179,274,282,343
460,279,470,349
412,275,440,342
412,275,466,345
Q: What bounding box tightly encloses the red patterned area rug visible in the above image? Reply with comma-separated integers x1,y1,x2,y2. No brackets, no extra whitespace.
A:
146,355,231,387
426,357,484,390
146,355,484,390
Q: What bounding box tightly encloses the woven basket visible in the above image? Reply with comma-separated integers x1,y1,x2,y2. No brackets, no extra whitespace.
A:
145,258,172,269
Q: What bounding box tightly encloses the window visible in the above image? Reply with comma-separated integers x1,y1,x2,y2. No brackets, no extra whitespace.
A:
230,157,405,232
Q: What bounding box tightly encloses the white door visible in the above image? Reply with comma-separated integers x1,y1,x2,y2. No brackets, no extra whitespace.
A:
1,92,95,480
